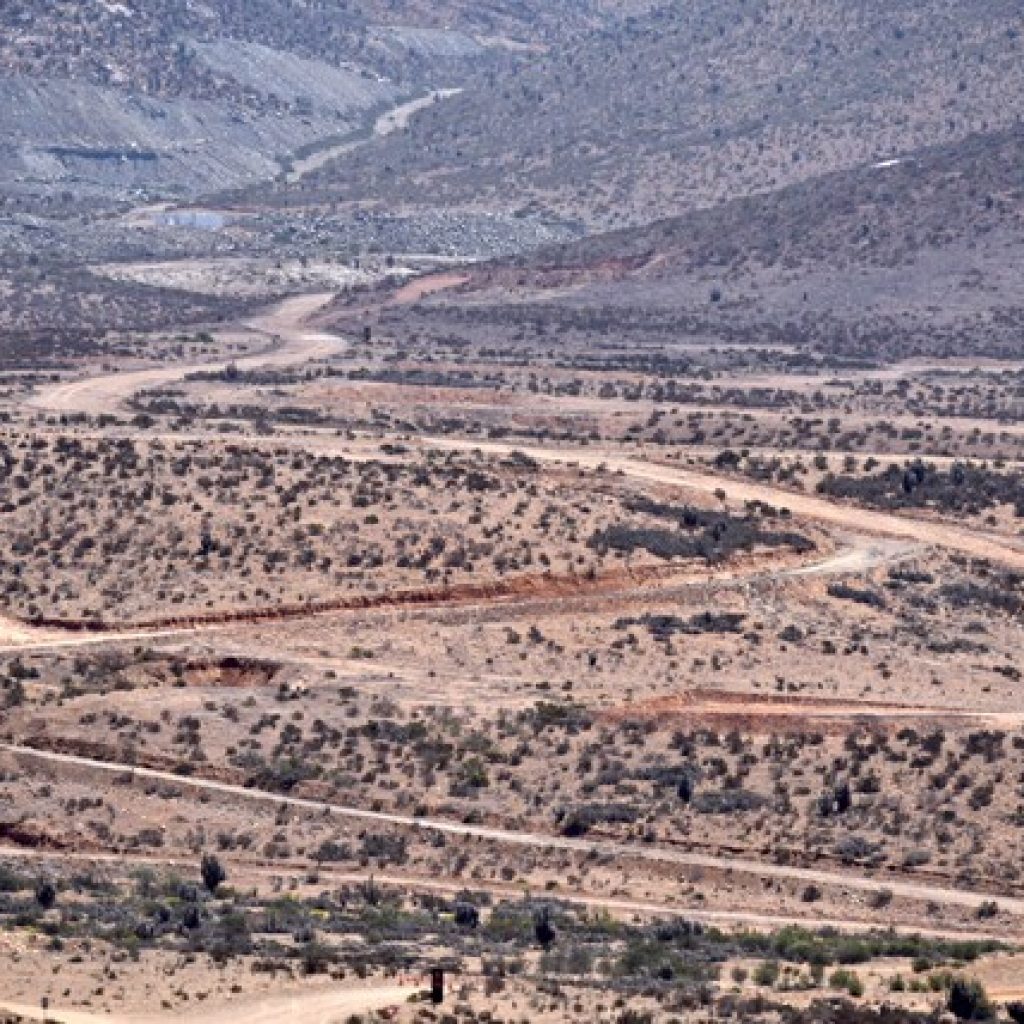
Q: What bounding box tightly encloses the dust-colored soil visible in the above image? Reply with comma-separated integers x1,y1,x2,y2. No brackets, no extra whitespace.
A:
7,742,1024,919
0,983,415,1024
423,437,1024,569
974,953,1024,997
391,271,471,304
26,293,339,415
7,282,1024,1016
600,688,1022,732
0,532,903,654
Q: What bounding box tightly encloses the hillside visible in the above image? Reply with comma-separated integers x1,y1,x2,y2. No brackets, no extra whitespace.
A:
0,0,611,207
7,2,1024,1016
261,0,1024,229
4,0,1023,347
0,0,583,98
360,126,1024,361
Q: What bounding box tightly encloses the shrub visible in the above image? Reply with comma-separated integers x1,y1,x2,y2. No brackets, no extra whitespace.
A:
948,978,992,1021
829,967,864,997
454,902,480,929
35,879,57,909
200,853,226,894
1006,1002,1024,1024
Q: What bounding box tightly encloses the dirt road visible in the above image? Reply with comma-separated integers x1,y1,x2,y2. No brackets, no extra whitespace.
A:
26,293,339,416
25,292,1022,568
390,270,471,304
0,984,413,1024
286,88,461,183
421,437,1024,569
0,844,1004,942
6,742,1023,921
0,535,911,656
9,282,1021,661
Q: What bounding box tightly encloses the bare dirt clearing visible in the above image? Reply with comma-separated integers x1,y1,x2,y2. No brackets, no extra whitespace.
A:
390,271,471,305
0,983,415,1024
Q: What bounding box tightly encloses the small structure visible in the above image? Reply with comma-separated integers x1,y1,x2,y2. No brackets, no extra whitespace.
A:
430,967,445,1005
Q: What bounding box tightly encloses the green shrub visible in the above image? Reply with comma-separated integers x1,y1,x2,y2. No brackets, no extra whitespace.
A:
829,968,864,997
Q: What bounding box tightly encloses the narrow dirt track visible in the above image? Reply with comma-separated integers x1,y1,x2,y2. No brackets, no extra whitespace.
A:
0,537,909,654
390,270,471,304
286,87,461,183
601,689,1024,730
0,845,1004,943
6,743,1024,924
0,536,913,655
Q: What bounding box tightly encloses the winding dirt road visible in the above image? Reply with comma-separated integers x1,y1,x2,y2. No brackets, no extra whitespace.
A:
9,288,1021,657
25,292,1022,570
6,291,1024,1003
285,88,461,183
26,293,340,417
0,535,914,656
419,438,1024,570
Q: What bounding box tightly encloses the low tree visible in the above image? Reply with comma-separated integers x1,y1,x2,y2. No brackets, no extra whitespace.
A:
35,879,56,910
534,908,556,948
200,853,226,894
454,902,480,929
677,774,693,804
948,978,992,1021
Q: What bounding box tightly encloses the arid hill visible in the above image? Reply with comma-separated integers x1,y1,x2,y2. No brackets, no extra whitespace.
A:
370,126,1024,360
0,0,620,206
261,0,1024,229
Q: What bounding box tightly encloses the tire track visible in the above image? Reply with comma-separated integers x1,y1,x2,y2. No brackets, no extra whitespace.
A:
4,742,1023,921
0,845,1004,943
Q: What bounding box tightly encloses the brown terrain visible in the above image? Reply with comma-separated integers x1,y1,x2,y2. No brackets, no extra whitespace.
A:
2,2,1024,1021
0,273,1022,1023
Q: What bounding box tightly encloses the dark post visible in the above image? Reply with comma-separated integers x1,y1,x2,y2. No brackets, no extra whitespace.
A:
430,967,444,1005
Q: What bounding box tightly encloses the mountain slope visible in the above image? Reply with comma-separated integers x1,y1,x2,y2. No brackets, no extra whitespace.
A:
0,0,615,205
361,126,1024,361
266,0,1024,229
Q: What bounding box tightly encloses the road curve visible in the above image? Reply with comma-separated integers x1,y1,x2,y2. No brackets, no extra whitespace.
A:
6,285,1020,658
26,293,340,416
24,291,1020,568
21,289,1024,570
286,87,461,183
420,437,1024,570
0,535,914,656
5,742,1023,921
